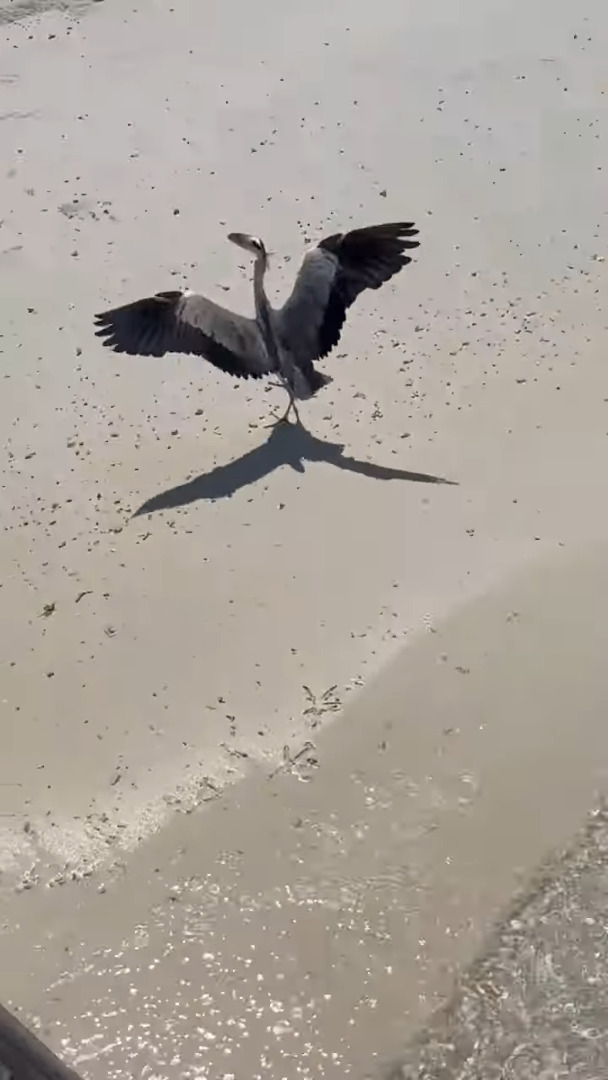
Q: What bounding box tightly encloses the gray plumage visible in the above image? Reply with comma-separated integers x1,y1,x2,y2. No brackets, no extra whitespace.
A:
94,221,419,424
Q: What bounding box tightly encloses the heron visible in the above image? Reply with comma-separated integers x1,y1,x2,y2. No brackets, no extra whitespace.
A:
94,221,420,426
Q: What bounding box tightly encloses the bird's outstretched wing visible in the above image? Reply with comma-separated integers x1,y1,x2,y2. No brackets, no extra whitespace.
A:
276,222,419,367
94,290,273,380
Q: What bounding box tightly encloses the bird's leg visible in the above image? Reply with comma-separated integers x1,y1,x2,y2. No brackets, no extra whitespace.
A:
264,399,294,427
264,385,301,427
286,391,301,425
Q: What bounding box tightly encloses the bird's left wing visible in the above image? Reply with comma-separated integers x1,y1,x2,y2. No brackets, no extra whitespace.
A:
94,290,273,380
276,222,419,366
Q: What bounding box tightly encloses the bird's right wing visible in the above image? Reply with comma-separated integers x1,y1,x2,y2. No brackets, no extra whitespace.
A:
94,290,274,380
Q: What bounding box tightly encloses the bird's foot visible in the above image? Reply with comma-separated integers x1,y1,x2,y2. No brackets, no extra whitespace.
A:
264,401,301,428
263,413,292,429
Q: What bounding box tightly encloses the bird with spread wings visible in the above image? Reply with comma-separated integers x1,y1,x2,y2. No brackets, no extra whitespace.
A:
94,221,419,425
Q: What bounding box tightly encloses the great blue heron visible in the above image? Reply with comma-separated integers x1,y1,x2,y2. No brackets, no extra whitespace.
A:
94,221,419,425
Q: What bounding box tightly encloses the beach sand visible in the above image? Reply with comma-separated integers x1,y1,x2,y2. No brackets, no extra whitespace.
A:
1,0,608,1074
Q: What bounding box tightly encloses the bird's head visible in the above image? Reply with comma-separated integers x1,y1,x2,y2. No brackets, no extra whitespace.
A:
227,232,267,258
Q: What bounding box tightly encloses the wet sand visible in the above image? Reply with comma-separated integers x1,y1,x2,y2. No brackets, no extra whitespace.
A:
1,0,608,1074
4,546,608,1078
393,804,608,1078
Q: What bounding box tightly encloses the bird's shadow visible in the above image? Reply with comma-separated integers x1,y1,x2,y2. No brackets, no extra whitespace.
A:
133,422,457,517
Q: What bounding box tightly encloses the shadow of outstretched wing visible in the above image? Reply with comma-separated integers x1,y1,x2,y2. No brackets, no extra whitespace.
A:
134,422,457,517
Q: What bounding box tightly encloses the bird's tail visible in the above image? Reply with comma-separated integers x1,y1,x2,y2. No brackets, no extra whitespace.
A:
291,366,333,401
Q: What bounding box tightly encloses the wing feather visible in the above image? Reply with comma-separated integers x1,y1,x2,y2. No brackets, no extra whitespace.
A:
94,290,273,380
276,221,419,365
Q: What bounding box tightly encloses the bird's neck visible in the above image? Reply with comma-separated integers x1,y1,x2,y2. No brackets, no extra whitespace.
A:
253,252,270,325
